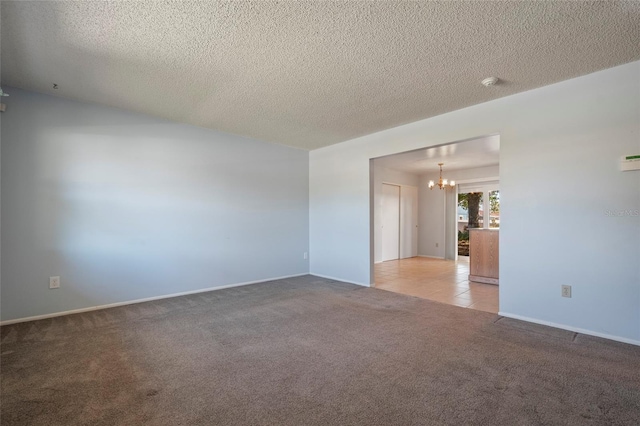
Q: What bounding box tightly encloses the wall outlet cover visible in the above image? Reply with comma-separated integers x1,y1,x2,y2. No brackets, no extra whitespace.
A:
49,276,61,289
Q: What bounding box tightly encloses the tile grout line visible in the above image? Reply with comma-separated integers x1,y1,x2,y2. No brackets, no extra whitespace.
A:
374,257,497,314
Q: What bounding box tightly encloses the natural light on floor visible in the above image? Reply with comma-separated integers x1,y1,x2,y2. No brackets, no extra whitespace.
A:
374,257,499,313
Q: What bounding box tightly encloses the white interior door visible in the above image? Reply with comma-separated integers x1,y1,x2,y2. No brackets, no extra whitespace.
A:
400,185,418,259
381,184,400,261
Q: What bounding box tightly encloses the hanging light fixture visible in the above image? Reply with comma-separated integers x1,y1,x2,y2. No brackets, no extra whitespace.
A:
429,163,455,190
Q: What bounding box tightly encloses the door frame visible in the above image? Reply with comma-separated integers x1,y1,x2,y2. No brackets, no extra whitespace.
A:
381,183,401,262
453,177,500,260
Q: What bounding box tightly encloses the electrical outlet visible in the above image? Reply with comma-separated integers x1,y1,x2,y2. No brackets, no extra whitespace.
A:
561,285,571,298
49,276,60,289
303,252,308,260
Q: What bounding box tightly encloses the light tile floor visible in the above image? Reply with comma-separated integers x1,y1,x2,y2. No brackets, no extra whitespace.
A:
374,256,499,313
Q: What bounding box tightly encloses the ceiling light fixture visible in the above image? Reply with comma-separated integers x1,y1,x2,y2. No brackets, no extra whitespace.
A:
429,163,455,190
481,77,499,87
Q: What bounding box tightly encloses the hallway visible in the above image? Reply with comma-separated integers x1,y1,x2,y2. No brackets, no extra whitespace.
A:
374,257,499,313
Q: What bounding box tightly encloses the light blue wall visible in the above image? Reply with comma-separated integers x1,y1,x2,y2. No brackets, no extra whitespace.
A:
310,62,640,344
1,87,309,321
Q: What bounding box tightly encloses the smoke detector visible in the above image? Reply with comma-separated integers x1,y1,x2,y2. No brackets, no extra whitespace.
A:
481,77,499,87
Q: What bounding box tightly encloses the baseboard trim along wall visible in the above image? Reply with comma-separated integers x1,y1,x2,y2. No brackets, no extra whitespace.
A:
418,255,445,260
309,273,370,287
0,273,309,326
499,312,640,347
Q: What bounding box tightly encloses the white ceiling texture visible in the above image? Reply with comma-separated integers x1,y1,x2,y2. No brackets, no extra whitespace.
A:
2,1,639,150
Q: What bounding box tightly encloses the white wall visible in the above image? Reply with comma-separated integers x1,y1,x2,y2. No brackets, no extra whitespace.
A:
1,88,310,322
418,181,445,258
372,165,420,263
310,61,640,344
418,165,499,258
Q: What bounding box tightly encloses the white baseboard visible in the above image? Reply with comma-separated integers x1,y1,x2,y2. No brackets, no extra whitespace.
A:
417,255,445,260
498,312,640,347
309,273,370,288
0,273,308,326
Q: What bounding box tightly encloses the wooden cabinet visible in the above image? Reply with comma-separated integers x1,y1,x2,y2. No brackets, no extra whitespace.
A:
468,229,499,285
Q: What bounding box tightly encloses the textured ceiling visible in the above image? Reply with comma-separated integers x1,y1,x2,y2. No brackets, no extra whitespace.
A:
2,1,639,150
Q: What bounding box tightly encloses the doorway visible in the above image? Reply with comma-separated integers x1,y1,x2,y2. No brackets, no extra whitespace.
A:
381,184,400,261
381,183,418,262
455,181,500,259
370,134,500,314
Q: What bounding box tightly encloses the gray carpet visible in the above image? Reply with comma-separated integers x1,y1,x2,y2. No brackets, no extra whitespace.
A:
1,275,639,425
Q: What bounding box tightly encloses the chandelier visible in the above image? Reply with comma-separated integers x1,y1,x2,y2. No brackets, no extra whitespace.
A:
428,163,455,190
